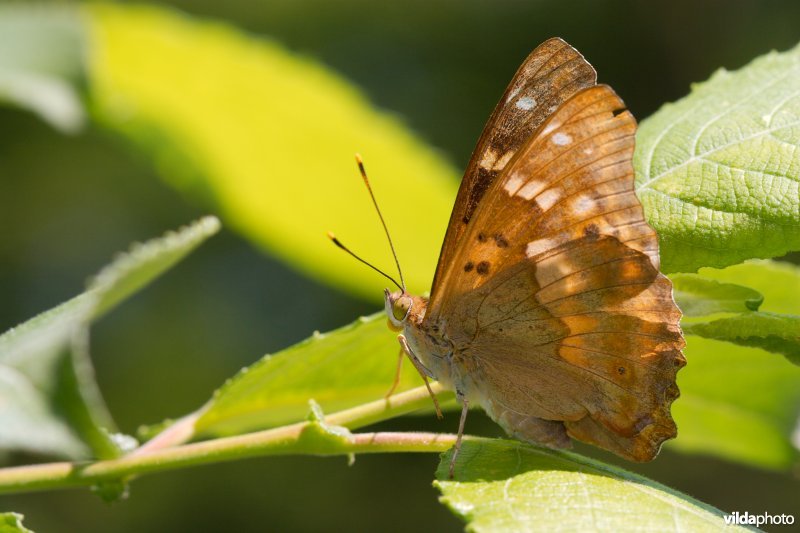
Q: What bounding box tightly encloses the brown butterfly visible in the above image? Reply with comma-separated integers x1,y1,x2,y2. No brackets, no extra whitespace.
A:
335,37,685,476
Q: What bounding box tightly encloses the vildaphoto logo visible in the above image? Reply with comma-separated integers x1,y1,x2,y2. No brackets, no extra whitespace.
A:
724,511,795,527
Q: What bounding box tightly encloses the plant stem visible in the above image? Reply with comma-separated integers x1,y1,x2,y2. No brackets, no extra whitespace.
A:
0,384,457,495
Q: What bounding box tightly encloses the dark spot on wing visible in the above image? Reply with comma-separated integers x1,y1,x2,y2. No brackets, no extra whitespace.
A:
462,216,470,225
464,261,474,272
493,233,509,248
477,233,487,243
476,261,490,275
612,107,627,117
583,224,600,240
617,366,626,375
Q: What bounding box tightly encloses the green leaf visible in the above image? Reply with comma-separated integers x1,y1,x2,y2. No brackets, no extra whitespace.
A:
0,512,33,533
670,261,800,468
697,260,799,315
683,313,799,365
671,269,800,363
0,217,220,459
435,439,746,532
0,297,94,458
0,5,86,132
677,261,800,365
84,4,458,301
634,44,800,273
193,313,426,437
673,336,800,468
671,273,763,316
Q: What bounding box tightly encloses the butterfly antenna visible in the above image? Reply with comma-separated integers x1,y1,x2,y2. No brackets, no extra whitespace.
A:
327,232,403,291
355,154,406,291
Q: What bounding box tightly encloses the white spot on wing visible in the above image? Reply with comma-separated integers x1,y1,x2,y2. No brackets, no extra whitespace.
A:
504,173,525,195
574,194,594,215
552,132,572,146
480,148,499,170
583,147,594,155
535,189,560,211
516,97,536,110
493,150,514,171
526,238,558,258
517,180,544,200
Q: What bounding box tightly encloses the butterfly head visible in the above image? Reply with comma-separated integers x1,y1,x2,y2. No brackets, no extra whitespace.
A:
384,289,413,331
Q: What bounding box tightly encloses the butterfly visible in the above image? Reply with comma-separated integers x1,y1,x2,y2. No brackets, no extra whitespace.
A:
336,37,686,477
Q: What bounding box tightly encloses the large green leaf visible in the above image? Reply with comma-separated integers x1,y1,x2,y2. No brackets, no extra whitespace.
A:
634,44,800,273
435,439,746,532
0,217,219,459
193,313,429,437
84,4,458,301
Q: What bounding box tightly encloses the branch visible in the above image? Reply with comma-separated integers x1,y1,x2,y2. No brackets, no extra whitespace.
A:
0,384,457,495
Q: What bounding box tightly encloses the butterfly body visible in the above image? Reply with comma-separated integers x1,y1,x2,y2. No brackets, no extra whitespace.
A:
382,38,685,465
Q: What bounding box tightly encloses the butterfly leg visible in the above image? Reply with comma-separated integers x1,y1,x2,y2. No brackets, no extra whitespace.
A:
384,348,405,399
397,335,443,419
449,390,469,479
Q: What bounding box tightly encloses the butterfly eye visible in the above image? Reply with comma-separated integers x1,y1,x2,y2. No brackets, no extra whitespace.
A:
392,296,412,322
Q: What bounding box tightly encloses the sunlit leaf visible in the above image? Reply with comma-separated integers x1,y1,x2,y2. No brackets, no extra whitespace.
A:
0,217,220,459
85,4,458,301
435,439,745,532
193,313,426,437
634,44,800,273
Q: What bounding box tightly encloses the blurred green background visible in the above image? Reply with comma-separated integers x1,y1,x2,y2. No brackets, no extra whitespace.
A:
2,1,799,531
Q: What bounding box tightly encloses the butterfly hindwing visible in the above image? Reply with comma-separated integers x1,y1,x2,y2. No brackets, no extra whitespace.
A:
429,38,597,304
425,85,685,461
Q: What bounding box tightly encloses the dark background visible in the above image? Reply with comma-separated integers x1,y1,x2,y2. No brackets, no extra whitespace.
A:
1,1,799,531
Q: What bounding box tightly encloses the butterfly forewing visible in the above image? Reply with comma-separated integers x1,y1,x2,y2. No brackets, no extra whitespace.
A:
430,38,597,304
424,84,685,461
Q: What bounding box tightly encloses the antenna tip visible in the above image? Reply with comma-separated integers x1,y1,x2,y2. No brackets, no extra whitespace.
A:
354,153,363,164
327,231,344,249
